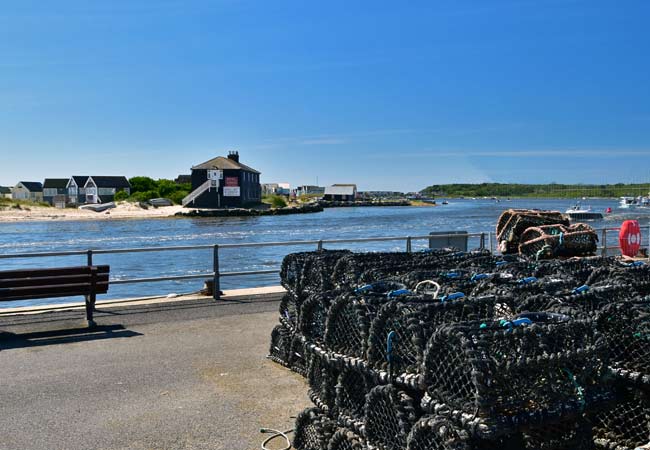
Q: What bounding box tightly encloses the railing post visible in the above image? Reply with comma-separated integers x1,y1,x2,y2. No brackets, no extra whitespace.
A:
317,240,323,251
87,249,93,266
406,237,412,253
488,232,494,254
480,233,486,250
213,244,221,300
601,229,607,257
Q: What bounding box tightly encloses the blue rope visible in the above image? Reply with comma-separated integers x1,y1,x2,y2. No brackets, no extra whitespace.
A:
387,331,397,363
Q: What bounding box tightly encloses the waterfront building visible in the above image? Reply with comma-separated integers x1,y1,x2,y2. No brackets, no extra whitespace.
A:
0,186,11,199
174,175,192,185
12,182,43,202
323,184,358,202
183,151,261,208
83,176,131,204
295,185,325,196
66,176,89,205
42,178,69,207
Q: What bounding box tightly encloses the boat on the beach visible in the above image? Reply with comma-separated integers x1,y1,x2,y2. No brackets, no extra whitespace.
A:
79,202,116,213
565,203,603,220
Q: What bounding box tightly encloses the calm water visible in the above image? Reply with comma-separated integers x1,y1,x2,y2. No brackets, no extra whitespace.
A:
1,199,647,307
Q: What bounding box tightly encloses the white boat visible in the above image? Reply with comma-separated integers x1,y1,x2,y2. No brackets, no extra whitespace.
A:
565,204,603,220
619,197,638,209
79,202,116,212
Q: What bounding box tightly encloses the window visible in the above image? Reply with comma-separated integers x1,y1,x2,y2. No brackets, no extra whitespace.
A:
98,188,116,195
43,188,58,197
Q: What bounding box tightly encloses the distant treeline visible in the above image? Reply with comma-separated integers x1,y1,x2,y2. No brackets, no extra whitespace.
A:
420,183,650,198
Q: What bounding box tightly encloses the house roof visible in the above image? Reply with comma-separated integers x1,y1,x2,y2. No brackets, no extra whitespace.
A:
192,156,260,174
87,176,131,188
43,178,69,189
0,186,11,194
325,185,356,196
17,182,43,192
70,176,89,187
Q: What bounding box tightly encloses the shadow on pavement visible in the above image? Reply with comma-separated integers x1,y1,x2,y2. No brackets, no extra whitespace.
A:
0,324,143,350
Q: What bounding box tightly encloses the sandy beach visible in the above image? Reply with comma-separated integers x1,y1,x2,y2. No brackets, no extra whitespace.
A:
0,202,186,223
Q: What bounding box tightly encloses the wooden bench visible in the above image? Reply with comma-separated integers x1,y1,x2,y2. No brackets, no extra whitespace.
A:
0,265,110,326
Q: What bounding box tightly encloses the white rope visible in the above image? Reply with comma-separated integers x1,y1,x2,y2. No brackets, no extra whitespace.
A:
414,280,441,298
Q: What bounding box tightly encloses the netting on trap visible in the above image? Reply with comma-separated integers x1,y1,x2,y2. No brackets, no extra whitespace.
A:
293,407,336,450
299,290,342,344
592,386,650,450
422,314,608,435
522,419,596,450
366,296,504,377
364,384,420,450
405,416,471,450
289,334,310,377
335,367,374,421
328,429,367,450
496,209,569,254
597,301,650,383
518,223,599,259
269,324,292,367
279,292,301,330
324,284,405,358
280,250,351,296
469,273,578,299
308,354,339,412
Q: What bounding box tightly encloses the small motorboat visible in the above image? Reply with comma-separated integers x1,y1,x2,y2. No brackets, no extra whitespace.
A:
442,200,449,205
79,202,116,213
565,203,603,221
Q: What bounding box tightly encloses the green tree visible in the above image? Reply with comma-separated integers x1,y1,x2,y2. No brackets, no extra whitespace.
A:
129,177,158,193
114,191,129,201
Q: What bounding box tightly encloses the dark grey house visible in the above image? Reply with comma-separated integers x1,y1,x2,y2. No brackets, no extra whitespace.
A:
66,176,89,205
83,176,131,204
43,178,69,206
183,151,261,208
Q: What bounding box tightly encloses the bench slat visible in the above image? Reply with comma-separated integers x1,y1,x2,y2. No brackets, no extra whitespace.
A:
0,265,109,280
0,282,109,301
0,273,109,289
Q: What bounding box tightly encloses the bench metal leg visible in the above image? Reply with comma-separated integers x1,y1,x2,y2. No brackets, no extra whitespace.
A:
85,294,96,327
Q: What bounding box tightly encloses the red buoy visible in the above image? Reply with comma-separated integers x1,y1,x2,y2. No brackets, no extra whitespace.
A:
605,207,612,214
619,220,642,257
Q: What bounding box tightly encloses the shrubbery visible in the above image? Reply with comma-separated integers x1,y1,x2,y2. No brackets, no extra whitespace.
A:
263,194,288,208
126,177,191,204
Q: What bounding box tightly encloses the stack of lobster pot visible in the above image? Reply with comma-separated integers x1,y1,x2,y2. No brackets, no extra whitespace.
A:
269,249,650,450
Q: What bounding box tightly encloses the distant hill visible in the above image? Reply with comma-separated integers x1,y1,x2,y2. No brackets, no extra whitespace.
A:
420,183,650,198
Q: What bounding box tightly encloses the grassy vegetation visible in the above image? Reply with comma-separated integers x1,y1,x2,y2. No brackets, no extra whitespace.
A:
262,194,288,208
0,197,51,209
421,183,650,198
409,200,437,207
121,177,190,205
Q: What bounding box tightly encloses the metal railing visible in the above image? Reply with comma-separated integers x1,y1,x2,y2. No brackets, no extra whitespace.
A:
0,227,647,302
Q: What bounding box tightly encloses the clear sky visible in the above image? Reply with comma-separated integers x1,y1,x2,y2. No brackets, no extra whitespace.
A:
1,1,649,191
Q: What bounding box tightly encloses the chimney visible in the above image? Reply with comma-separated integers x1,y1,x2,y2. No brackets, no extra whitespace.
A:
227,150,239,163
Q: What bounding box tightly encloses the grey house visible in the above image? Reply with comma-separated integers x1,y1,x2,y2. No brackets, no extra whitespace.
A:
323,184,358,202
0,186,11,199
83,176,131,204
183,151,261,208
66,176,89,205
43,178,69,207
12,182,43,202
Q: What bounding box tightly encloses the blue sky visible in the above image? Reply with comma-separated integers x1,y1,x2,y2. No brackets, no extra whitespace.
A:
1,0,649,191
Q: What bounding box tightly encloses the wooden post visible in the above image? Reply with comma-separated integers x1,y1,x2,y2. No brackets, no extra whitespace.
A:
213,245,221,300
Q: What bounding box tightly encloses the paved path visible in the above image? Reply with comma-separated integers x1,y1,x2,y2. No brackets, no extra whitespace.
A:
0,296,309,450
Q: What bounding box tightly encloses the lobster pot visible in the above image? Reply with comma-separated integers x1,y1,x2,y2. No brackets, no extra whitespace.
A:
335,367,374,421
268,324,292,367
586,264,650,294
405,416,471,450
397,270,478,297
518,224,598,259
308,354,338,412
293,407,336,450
364,384,420,450
522,420,595,450
300,250,352,296
496,209,569,254
366,297,500,377
289,335,310,377
299,291,341,344
280,251,314,293
328,429,367,450
279,292,302,330
592,386,650,450
597,301,650,384
324,291,396,358
422,316,608,437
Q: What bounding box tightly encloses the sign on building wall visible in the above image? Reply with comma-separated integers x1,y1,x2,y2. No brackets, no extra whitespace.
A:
223,187,241,197
225,177,239,187
208,170,223,180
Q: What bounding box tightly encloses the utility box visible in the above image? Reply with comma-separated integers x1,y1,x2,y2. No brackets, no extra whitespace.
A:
429,231,469,251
